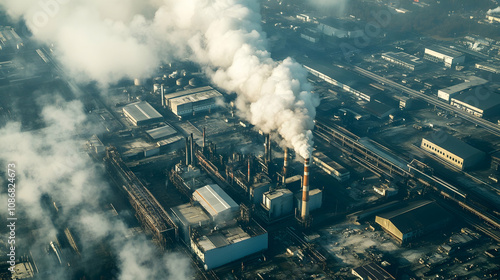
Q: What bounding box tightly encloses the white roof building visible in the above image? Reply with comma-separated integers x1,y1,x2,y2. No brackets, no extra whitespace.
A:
193,184,239,221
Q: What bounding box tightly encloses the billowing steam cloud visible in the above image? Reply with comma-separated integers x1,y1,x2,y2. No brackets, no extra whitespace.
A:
487,6,500,14
0,0,319,158
0,95,192,279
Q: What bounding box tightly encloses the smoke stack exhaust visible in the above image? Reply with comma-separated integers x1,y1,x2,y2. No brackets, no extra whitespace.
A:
301,158,310,220
283,148,288,185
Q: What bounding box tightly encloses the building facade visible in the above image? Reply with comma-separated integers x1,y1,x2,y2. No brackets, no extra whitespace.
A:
421,132,485,170
424,45,465,68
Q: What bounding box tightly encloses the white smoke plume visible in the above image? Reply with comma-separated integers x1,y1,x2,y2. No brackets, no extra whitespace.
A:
487,6,500,14
0,95,192,279
0,0,319,158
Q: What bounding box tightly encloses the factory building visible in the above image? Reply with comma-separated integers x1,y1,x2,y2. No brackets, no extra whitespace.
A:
300,28,321,43
421,132,485,170
123,101,163,126
193,184,240,222
170,164,213,196
164,86,223,117
486,14,500,23
146,124,177,141
87,135,105,155
363,101,396,119
262,189,294,219
375,200,452,245
302,61,381,102
475,61,500,74
170,203,211,243
424,45,465,68
352,262,395,280
249,182,271,204
437,76,488,102
295,189,323,214
312,151,350,182
450,90,500,118
317,18,364,38
190,220,268,270
381,52,426,71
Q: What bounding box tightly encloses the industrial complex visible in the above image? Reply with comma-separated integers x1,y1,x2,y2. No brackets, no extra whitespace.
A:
3,1,500,279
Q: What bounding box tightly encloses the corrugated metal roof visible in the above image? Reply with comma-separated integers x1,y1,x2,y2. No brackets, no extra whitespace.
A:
123,101,163,123
193,184,239,219
377,200,452,234
146,125,177,140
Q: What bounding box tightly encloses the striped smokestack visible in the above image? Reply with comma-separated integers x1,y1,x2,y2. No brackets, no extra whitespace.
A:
282,148,288,185
301,158,310,220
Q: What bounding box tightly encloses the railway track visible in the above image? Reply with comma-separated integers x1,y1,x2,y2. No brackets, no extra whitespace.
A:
349,65,500,137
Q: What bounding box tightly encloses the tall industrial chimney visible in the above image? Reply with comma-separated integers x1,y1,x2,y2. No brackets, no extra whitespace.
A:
185,137,190,165
161,84,165,108
283,148,288,185
301,158,310,220
190,133,194,165
203,127,206,152
266,134,272,164
248,158,251,183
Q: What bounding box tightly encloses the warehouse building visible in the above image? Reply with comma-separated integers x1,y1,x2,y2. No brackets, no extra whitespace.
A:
262,189,293,219
352,262,395,280
312,151,350,182
193,184,240,222
363,100,396,119
123,101,163,126
437,76,488,102
317,18,364,38
421,132,485,170
381,51,426,71
170,203,211,243
190,220,268,270
164,86,223,117
375,200,452,245
450,90,500,118
302,60,382,102
146,124,178,141
424,45,465,68
476,61,500,74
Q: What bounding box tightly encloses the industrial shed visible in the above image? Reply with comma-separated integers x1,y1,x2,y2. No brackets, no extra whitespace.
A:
193,184,240,222
170,203,211,243
146,124,177,141
190,220,268,270
421,132,485,170
123,101,163,126
375,200,452,245
450,90,500,118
